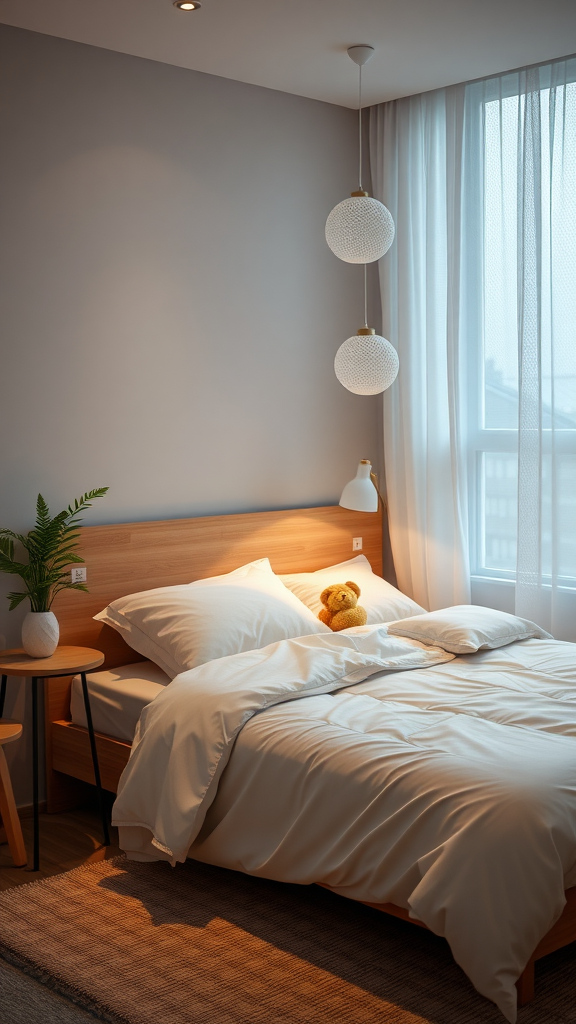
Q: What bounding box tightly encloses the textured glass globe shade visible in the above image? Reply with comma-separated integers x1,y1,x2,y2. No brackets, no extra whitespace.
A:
325,196,395,264
335,333,399,395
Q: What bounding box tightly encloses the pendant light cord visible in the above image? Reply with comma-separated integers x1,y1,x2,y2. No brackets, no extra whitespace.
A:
358,63,363,191
360,60,368,329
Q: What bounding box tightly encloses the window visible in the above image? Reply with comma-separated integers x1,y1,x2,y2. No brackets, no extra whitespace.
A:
469,78,576,585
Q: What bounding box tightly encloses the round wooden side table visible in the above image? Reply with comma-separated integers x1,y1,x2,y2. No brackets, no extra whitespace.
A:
0,647,109,872
0,720,27,867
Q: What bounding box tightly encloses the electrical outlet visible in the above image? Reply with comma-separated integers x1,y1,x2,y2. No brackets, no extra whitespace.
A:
71,567,87,584
352,537,363,551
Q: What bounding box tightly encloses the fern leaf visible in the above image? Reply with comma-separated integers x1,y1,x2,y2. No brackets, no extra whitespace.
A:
35,494,52,532
52,552,85,568
65,488,109,520
52,580,89,598
0,536,14,560
0,529,22,542
0,553,30,576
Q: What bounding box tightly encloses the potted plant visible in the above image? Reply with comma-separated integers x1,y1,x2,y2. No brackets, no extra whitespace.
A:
0,488,108,657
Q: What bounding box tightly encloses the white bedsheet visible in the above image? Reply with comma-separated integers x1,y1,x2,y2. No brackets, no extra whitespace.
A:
70,661,169,742
112,628,576,1023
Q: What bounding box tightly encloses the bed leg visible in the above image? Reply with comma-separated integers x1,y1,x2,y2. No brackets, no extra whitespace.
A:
516,960,535,1006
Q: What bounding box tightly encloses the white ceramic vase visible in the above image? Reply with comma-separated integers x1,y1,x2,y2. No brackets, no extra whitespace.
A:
21,611,59,658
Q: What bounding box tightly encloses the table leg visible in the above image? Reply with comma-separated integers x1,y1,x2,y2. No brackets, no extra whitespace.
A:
80,672,110,847
32,677,39,872
0,744,27,867
0,675,7,718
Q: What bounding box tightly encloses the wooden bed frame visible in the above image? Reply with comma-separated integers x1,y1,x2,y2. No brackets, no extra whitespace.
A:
46,505,384,807
43,504,575,1009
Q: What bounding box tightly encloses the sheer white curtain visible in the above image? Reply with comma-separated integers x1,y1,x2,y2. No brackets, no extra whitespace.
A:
467,60,576,637
369,87,471,611
370,56,576,635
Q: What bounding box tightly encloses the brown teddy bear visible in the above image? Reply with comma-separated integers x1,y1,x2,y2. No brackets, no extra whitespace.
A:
318,581,368,632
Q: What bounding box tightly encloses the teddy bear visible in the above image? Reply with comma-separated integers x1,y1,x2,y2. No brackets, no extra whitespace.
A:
318,581,368,632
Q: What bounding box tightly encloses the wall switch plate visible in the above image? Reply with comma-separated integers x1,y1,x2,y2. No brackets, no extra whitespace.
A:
352,537,363,551
71,567,87,584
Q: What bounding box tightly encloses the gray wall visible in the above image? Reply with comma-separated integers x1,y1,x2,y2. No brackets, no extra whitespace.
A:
0,25,382,803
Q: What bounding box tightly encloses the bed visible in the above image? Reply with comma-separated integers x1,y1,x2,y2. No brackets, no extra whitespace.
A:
45,504,576,1022
46,505,384,800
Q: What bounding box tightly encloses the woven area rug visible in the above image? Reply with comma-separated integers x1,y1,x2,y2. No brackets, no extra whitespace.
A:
0,857,574,1024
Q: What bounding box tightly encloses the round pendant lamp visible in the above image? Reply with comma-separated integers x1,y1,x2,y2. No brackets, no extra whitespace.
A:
325,46,395,265
335,257,399,395
326,195,394,264
335,327,399,396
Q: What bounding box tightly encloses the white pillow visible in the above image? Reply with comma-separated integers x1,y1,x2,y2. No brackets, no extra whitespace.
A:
95,558,330,678
387,605,553,653
280,554,425,626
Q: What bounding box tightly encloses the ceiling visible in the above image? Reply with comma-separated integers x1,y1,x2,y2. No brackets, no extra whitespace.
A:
1,0,575,107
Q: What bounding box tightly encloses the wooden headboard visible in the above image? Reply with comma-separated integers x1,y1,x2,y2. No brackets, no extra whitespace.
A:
53,505,383,669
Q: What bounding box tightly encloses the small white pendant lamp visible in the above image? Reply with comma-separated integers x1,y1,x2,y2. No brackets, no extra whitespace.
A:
339,460,379,512
334,265,399,395
325,46,395,264
335,327,399,396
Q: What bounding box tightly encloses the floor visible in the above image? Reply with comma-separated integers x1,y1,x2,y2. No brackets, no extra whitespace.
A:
0,800,123,1021
0,801,121,891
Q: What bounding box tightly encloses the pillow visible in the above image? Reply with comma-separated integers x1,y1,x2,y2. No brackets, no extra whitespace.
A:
280,555,425,626
387,605,553,653
95,558,330,678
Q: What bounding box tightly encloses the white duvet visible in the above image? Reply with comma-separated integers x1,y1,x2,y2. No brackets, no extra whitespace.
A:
112,627,576,1023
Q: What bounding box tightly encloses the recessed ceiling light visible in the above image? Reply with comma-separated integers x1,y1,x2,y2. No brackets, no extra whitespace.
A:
173,1,201,9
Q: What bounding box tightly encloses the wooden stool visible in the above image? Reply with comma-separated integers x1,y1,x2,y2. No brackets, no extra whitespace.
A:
0,720,27,867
